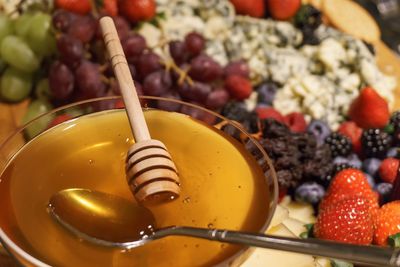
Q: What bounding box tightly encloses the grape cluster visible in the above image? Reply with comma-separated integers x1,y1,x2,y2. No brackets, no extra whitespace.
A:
0,11,57,138
48,8,254,123
0,12,55,103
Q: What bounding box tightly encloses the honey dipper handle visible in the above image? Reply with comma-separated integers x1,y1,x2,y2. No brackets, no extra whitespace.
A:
100,17,150,142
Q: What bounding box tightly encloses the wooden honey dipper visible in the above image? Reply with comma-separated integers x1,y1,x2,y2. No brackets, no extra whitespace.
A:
100,17,180,203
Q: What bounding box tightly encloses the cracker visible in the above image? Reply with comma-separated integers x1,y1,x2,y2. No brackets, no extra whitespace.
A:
323,0,380,42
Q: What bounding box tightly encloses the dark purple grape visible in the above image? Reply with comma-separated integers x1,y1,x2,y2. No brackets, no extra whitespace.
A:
224,60,250,78
143,70,171,96
205,88,230,109
113,16,130,41
181,104,216,125
169,41,189,65
123,34,147,64
48,61,74,100
75,60,106,99
67,15,96,43
128,64,137,80
177,81,211,103
138,52,162,78
134,81,143,96
52,9,76,32
189,54,222,82
184,32,205,57
57,34,84,69
158,92,182,112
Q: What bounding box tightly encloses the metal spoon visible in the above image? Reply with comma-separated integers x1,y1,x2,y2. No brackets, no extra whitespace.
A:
48,189,400,267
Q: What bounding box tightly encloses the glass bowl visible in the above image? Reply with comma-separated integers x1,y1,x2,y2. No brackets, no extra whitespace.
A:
0,96,278,267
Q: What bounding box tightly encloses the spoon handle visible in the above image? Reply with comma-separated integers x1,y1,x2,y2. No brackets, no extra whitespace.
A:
100,17,151,142
159,226,400,267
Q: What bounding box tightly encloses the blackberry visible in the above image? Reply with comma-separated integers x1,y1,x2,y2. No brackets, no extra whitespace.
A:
220,102,260,134
220,102,249,122
321,163,353,187
324,133,352,157
261,119,290,138
390,111,400,131
361,129,392,159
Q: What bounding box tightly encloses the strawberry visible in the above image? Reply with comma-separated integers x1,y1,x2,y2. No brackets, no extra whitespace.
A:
48,114,73,128
319,168,379,218
225,75,252,101
379,158,400,184
100,0,118,16
229,0,265,18
374,201,400,246
267,0,301,20
55,0,91,15
314,197,374,245
348,87,390,129
338,121,362,155
118,0,156,23
255,107,286,123
284,112,306,133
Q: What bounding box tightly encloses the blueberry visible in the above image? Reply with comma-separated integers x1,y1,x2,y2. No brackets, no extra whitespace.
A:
295,182,325,205
347,153,362,169
364,173,376,188
375,182,393,205
387,147,399,158
257,82,278,105
307,120,331,146
362,158,381,177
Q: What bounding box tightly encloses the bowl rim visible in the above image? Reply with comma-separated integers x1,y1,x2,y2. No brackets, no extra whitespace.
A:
0,96,278,267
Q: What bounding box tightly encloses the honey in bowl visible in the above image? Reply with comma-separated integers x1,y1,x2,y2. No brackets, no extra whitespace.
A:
0,108,271,267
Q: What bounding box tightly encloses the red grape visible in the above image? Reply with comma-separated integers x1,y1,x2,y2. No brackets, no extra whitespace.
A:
113,16,130,41
177,81,211,103
134,81,143,96
128,63,137,80
123,34,147,64
143,70,171,96
180,104,216,125
75,60,106,99
48,61,74,100
52,9,76,32
67,15,97,43
57,34,84,68
137,52,162,78
157,92,182,112
189,54,222,82
169,41,188,64
205,88,230,109
184,32,205,57
112,80,142,96
224,60,250,78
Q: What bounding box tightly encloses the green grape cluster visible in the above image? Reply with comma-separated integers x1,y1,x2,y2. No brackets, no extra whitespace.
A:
0,11,57,139
0,12,55,103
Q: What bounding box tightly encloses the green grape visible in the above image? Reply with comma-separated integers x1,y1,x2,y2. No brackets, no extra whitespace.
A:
0,14,13,43
0,35,39,73
14,13,33,39
28,13,55,56
0,67,32,102
22,99,54,140
35,78,51,99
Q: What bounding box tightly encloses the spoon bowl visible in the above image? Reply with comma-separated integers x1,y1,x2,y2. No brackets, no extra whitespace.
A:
49,189,400,267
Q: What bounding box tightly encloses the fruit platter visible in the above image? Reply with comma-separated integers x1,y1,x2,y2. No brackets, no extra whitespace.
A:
0,0,400,266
